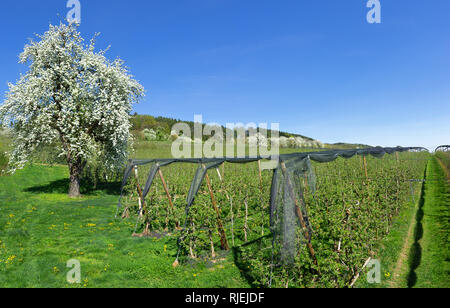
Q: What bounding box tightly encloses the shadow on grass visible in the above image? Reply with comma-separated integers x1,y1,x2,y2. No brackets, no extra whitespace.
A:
24,178,122,196
406,168,427,288
232,234,273,288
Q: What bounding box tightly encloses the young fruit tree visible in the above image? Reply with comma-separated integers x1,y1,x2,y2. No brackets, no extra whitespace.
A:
0,23,144,197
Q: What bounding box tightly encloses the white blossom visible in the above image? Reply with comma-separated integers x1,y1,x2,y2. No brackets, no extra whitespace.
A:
248,132,268,147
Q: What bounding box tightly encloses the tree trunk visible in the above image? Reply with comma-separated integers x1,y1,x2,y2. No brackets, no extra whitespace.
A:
68,157,83,198
69,173,81,198
58,133,84,197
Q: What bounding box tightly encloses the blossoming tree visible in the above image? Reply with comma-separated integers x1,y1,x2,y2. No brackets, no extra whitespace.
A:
0,23,144,197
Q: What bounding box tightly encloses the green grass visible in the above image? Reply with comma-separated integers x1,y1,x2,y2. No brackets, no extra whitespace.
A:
0,165,250,288
409,156,449,288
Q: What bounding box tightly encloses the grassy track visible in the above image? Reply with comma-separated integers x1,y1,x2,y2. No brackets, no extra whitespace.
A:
355,171,425,288
0,165,250,288
408,157,449,288
361,156,450,288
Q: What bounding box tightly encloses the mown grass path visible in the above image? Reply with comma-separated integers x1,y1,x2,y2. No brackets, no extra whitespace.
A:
407,157,449,288
356,171,424,288
358,156,449,288
0,165,249,288
387,179,424,288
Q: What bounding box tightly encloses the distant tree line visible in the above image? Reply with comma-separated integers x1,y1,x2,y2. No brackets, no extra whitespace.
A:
130,113,315,141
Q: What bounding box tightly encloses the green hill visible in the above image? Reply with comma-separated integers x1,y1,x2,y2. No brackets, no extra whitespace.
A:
130,113,315,141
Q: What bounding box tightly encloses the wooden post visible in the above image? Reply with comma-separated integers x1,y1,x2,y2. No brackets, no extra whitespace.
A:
216,167,223,182
204,165,229,251
280,162,319,269
258,160,264,236
395,152,399,162
189,221,197,259
244,197,248,242
222,162,225,181
350,257,371,288
158,168,180,229
258,160,263,190
134,166,145,217
363,156,368,179
121,195,131,219
208,228,216,258
230,196,235,246
131,165,152,237
219,165,235,245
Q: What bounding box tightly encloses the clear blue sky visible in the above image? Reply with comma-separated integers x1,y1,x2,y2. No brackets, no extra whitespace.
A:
1,1,449,150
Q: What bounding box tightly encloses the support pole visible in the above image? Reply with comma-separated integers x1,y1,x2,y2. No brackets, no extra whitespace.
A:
121,195,131,219
158,168,180,229
132,165,151,237
204,165,229,251
258,160,265,236
258,160,263,190
208,228,216,258
280,162,319,269
216,167,223,182
363,156,368,179
350,257,371,288
134,166,145,217
244,197,248,242
222,162,225,181
230,196,235,246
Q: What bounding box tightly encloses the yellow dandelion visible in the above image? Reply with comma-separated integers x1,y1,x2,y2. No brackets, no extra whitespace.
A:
6,255,16,264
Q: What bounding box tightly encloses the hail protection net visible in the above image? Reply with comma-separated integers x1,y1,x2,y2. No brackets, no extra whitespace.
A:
116,146,428,266
186,161,224,208
270,156,316,264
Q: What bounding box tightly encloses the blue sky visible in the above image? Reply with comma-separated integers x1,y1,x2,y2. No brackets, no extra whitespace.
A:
1,1,449,150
